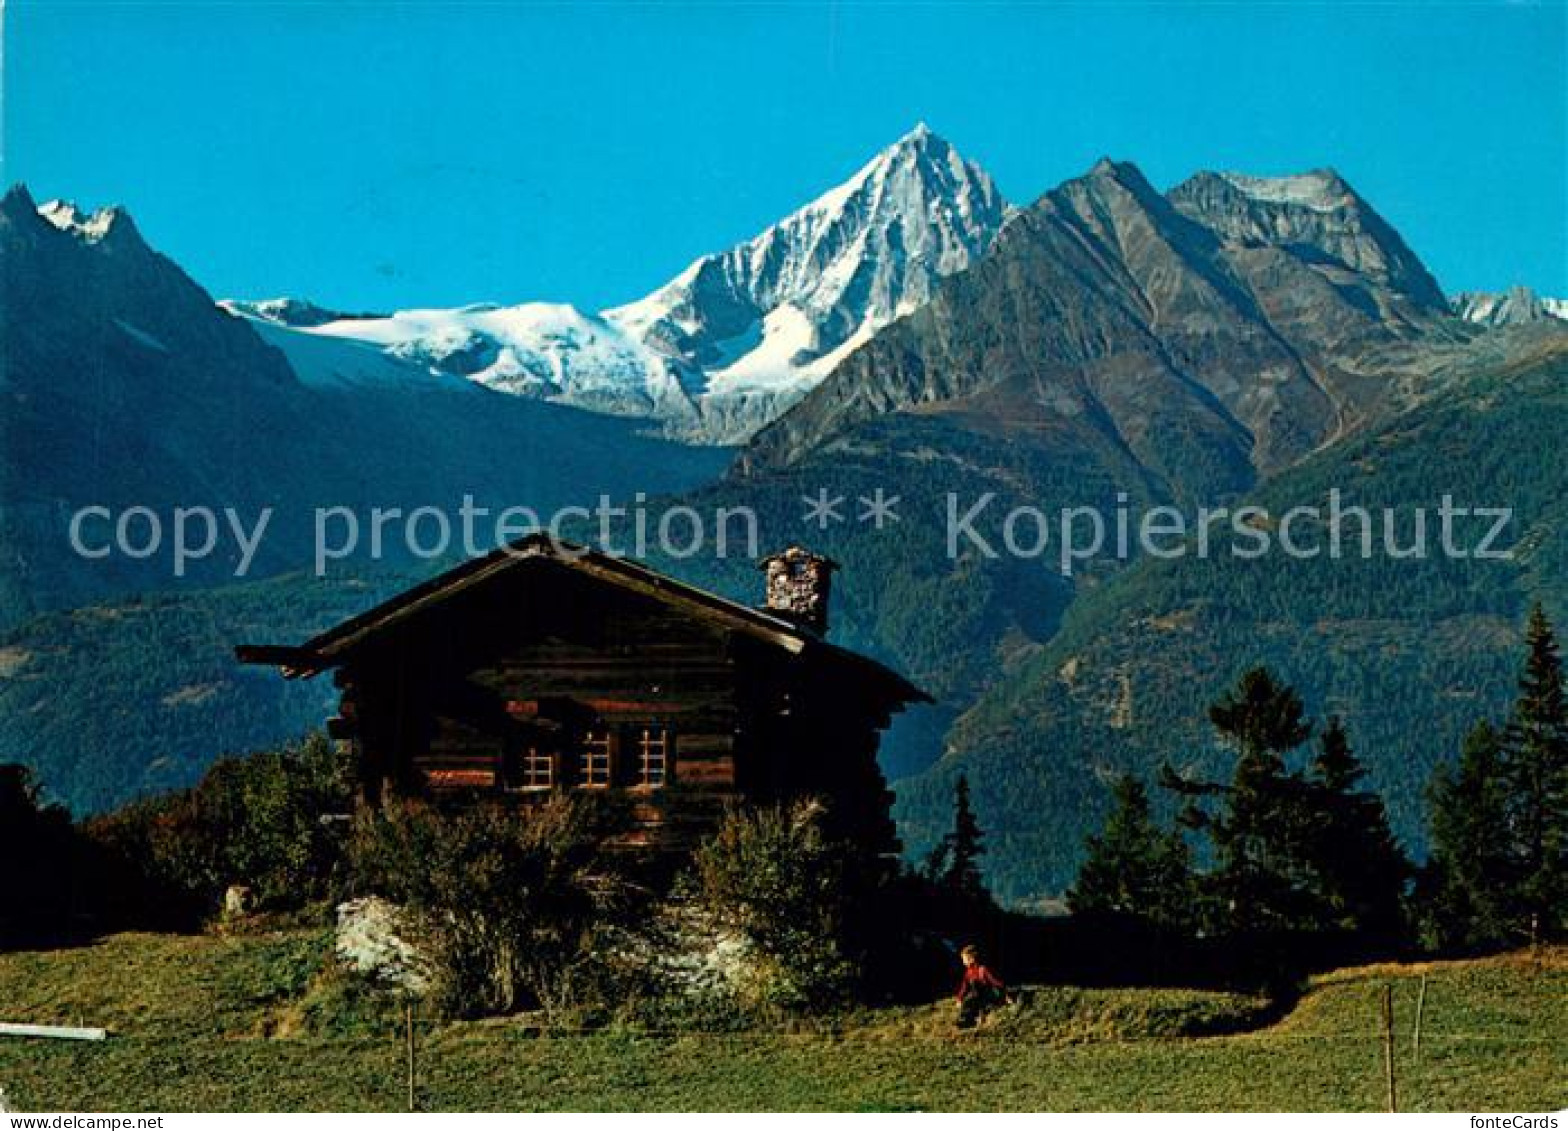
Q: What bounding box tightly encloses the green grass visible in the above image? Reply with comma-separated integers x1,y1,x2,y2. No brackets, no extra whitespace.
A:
0,932,1562,1112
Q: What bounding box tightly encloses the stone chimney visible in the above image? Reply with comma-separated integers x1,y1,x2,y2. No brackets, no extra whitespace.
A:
759,546,837,635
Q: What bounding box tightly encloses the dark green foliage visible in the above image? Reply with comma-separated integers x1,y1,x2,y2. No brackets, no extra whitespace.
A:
0,570,416,815
346,793,635,1019
1069,774,1194,931
1162,669,1410,944
691,800,861,1013
288,964,409,1039
1208,669,1314,758
1299,717,1409,941
1310,716,1360,793
8,340,1568,913
895,341,1568,901
1422,606,1568,948
1501,604,1568,942
924,774,989,902
215,930,332,1012
85,731,355,926
1164,668,1320,935
1421,722,1517,951
0,764,89,944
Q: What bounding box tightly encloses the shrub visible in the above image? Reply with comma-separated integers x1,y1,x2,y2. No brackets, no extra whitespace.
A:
84,732,354,926
0,764,90,946
346,793,636,1019
690,800,861,1014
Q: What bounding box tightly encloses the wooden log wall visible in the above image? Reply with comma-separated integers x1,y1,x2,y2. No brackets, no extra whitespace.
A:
318,558,905,858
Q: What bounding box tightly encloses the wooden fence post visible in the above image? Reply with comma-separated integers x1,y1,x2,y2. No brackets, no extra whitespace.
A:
1413,974,1428,1066
1381,984,1398,1113
406,998,417,1113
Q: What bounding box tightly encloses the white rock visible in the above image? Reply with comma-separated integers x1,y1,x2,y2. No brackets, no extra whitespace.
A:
335,897,432,996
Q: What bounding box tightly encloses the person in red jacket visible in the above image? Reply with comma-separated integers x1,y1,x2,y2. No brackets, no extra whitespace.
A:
954,944,1013,1029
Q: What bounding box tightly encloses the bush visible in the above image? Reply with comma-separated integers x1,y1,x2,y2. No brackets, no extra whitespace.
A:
84,732,354,927
0,764,91,946
690,800,862,1014
346,793,637,1019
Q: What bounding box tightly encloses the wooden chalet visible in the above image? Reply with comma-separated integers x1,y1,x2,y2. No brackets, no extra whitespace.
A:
237,538,929,858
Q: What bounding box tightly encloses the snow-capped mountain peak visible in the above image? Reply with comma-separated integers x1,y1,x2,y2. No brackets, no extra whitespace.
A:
38,199,135,244
229,126,1008,444
608,125,1006,387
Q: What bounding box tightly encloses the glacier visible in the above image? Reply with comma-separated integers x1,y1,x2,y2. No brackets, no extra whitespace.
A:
226,124,1007,445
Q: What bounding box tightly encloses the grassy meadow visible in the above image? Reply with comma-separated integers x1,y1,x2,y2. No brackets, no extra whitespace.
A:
0,932,1562,1112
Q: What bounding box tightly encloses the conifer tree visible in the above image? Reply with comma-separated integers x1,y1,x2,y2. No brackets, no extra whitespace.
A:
1162,667,1316,935
1422,721,1516,951
1310,715,1361,794
1501,604,1568,943
929,774,988,901
1070,774,1194,931
1301,717,1409,941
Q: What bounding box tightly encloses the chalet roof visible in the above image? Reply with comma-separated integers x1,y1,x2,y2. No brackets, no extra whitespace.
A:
236,534,930,704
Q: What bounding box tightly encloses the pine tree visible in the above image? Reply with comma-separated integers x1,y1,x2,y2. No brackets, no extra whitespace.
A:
1162,667,1317,935
1500,604,1568,944
1208,668,1314,758
1310,715,1361,794
1422,721,1516,951
1301,717,1409,941
1070,774,1194,931
930,774,988,901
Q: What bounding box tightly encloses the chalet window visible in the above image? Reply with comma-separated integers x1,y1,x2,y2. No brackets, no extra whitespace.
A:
636,726,672,788
517,746,555,790
579,730,613,787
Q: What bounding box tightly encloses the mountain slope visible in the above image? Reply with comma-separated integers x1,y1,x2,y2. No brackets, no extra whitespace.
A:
0,571,406,811
1,183,342,617
1165,169,1448,319
892,327,1568,900
0,185,727,628
9,145,1563,894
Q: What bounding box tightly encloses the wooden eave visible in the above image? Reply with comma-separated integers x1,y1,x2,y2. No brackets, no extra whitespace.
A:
234,534,929,706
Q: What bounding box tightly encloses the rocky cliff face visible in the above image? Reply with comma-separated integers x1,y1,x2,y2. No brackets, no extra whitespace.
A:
1451,286,1568,327
1166,169,1448,315
3,185,316,505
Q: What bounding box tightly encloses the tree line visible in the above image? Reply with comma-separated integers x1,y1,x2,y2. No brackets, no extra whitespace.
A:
1065,603,1567,963
2,604,1561,1016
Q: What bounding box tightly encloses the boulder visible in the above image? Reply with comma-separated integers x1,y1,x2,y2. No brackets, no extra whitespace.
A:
222,884,255,920
334,897,432,995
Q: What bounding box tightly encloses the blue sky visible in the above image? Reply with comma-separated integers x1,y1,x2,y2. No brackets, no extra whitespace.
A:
5,2,1564,311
